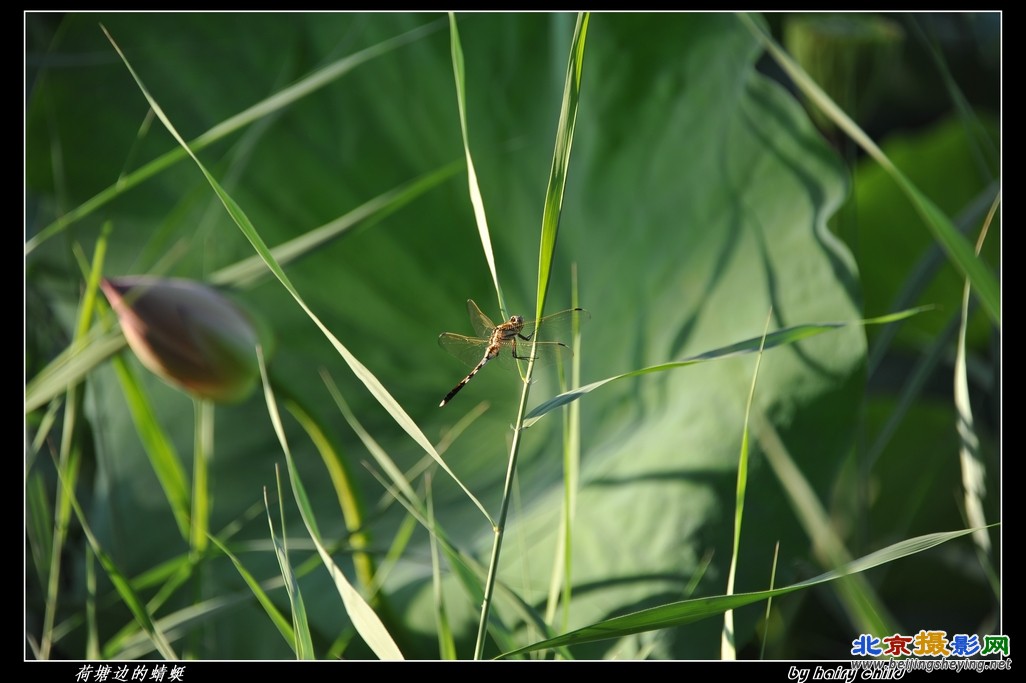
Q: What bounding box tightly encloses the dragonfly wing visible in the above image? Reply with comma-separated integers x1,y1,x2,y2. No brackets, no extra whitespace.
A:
466,299,497,339
497,339,572,368
439,332,490,368
519,308,589,342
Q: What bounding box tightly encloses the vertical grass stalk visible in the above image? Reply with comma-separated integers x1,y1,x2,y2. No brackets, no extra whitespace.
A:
472,13,589,660
190,399,213,555
954,192,999,585
721,309,772,659
545,263,583,634
39,222,111,659
473,356,539,659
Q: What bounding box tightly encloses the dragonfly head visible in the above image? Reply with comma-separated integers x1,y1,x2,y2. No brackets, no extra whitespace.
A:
509,315,524,326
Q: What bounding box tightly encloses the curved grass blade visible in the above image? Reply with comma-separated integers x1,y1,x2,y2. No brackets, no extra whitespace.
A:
209,160,463,289
738,12,999,326
524,306,933,425
427,475,458,659
280,384,376,593
757,413,894,636
906,17,998,173
534,13,589,321
721,310,772,659
258,348,404,660
94,557,193,658
101,24,491,524
190,399,213,555
545,263,583,635
955,193,999,564
26,328,126,414
202,533,297,652
54,457,178,660
759,542,781,660
867,182,998,376
321,369,422,511
449,13,507,316
27,18,444,254
107,588,263,659
265,478,316,660
499,527,986,657
110,355,192,538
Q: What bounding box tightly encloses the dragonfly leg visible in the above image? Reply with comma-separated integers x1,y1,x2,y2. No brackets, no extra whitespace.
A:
510,340,540,361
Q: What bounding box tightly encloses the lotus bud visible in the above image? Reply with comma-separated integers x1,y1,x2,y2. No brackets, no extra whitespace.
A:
101,276,269,403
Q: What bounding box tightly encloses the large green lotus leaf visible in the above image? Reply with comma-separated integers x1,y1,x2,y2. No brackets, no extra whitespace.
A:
26,13,867,659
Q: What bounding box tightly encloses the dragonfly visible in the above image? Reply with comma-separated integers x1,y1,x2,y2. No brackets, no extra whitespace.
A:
438,299,586,407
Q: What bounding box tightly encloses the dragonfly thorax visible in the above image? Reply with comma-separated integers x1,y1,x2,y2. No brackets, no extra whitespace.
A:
497,315,526,341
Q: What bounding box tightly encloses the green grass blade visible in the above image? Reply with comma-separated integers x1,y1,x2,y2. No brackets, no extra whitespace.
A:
525,307,933,424
208,535,298,653
27,19,443,255
101,24,490,524
55,459,179,660
258,348,404,660
85,550,99,659
500,527,984,657
907,17,998,174
757,414,893,637
190,399,213,554
26,328,126,414
76,224,109,336
449,13,507,316
209,161,463,289
546,264,582,634
955,194,998,564
321,369,423,515
184,398,214,658
367,511,418,599
280,386,375,593
264,478,316,660
534,12,589,321
108,588,266,659
101,559,195,659
738,12,999,326
26,474,53,589
721,310,772,659
110,355,192,538
28,396,62,458
27,222,113,422
867,183,998,376
427,475,458,659
759,542,781,660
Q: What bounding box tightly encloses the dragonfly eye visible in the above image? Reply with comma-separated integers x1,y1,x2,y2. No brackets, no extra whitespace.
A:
510,315,524,324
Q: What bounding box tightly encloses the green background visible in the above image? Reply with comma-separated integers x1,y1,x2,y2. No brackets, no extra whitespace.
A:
25,12,1000,660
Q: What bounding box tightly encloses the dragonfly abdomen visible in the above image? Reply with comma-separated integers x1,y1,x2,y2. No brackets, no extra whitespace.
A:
439,351,495,407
